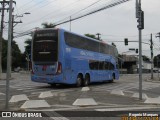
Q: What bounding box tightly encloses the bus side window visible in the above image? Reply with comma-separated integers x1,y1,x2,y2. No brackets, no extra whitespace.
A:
104,62,109,70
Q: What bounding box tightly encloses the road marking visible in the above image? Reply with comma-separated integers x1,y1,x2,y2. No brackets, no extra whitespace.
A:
81,87,90,91
110,90,124,96
0,92,5,95
144,97,160,104
9,94,29,103
17,88,32,90
21,100,50,109
95,106,160,111
132,93,148,99
93,82,160,93
51,104,76,108
50,117,70,120
39,91,53,98
0,84,5,85
73,98,98,106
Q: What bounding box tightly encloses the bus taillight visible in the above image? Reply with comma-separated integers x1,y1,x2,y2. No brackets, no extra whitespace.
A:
56,62,62,74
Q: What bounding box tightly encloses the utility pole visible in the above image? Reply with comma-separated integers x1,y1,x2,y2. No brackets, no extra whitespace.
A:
11,15,22,41
0,0,9,79
136,0,144,100
150,34,153,79
0,0,5,80
0,0,15,79
6,0,13,110
156,32,160,80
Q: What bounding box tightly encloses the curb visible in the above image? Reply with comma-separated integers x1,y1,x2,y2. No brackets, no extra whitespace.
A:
145,79,160,83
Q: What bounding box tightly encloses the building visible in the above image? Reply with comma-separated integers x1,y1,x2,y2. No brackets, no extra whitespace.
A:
119,55,151,74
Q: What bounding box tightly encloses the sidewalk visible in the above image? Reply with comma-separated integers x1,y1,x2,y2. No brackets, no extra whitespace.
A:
0,71,30,80
0,73,7,80
146,76,160,83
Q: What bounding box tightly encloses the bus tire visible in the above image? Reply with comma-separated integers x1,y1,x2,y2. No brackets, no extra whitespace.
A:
76,75,83,87
110,74,115,83
49,83,56,87
83,74,90,86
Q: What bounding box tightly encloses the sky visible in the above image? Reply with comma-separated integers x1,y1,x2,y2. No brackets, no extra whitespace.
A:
2,0,160,58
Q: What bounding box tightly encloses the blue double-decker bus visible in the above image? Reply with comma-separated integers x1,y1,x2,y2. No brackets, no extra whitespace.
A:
31,28,119,87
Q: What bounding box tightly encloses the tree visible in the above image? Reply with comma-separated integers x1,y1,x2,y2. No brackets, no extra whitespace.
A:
23,38,31,69
11,41,22,69
24,38,31,55
154,55,160,68
41,22,56,28
85,34,97,39
142,55,150,62
2,39,22,71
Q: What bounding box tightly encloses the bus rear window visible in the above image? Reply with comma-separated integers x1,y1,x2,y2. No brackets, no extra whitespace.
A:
33,30,58,62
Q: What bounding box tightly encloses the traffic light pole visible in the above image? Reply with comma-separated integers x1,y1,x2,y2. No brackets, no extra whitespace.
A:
150,34,153,80
136,0,143,100
138,28,142,100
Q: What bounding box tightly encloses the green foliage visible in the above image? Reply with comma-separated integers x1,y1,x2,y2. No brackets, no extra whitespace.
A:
23,38,32,69
85,34,97,39
2,39,7,70
142,55,150,62
153,55,160,68
2,39,22,70
24,39,31,55
41,22,56,28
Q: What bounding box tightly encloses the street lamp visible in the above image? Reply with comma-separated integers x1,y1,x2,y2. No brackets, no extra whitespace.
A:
14,12,31,19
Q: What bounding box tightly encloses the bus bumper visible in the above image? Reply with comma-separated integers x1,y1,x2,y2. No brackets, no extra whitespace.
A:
31,74,63,84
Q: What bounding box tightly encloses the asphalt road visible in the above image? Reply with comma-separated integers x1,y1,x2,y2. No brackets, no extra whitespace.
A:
0,72,160,120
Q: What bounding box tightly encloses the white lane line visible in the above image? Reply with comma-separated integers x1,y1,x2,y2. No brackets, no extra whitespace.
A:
144,97,160,104
81,87,90,91
110,90,124,96
132,93,148,99
96,106,160,111
9,94,29,103
21,100,50,109
39,91,53,98
50,117,70,120
0,92,5,95
73,98,97,106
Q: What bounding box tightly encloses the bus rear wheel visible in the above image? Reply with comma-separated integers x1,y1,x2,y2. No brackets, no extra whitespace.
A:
76,75,83,87
83,74,90,86
110,74,115,83
49,83,57,87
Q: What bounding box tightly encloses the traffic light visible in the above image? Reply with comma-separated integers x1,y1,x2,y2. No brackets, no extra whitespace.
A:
124,38,128,45
136,49,138,53
137,10,144,30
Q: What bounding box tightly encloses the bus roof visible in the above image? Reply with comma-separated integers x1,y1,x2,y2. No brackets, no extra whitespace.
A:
34,28,117,49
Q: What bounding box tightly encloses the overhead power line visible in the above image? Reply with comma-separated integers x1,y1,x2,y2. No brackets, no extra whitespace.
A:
54,0,132,26
16,0,82,28
56,0,104,24
14,0,132,38
14,27,36,38
17,0,35,11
